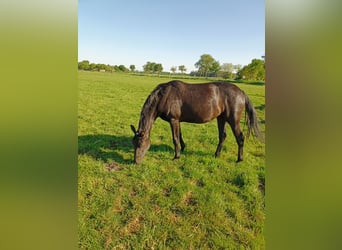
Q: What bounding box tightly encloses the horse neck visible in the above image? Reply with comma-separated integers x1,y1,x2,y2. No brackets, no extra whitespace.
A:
138,99,158,136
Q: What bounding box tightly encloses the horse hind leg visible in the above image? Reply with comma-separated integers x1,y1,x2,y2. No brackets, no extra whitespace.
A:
228,119,244,162
236,131,244,162
180,126,186,152
215,115,227,157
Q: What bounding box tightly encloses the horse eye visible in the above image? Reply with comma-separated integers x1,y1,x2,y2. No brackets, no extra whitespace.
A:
132,136,141,146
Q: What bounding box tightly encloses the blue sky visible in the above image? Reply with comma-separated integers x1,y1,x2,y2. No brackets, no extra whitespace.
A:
78,0,264,72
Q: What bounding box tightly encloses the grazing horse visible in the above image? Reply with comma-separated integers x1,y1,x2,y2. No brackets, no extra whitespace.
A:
130,80,262,164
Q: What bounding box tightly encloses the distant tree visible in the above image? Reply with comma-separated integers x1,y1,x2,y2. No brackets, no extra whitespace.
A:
236,59,265,81
195,54,219,77
97,64,106,71
170,66,177,74
143,62,148,73
154,63,163,75
143,61,155,73
118,65,128,72
113,65,127,72
210,61,221,76
78,60,90,70
233,64,242,73
218,63,234,79
129,64,136,72
221,63,233,73
143,61,163,74
178,65,186,74
105,64,114,72
89,63,96,71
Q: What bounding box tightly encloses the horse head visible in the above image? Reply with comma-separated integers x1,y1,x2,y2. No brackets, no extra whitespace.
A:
130,125,150,164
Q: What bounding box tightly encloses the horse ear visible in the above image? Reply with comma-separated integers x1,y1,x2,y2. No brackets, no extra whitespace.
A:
130,125,137,134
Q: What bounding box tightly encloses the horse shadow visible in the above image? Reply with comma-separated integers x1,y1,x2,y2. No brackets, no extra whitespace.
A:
78,134,173,164
232,80,265,86
255,104,265,111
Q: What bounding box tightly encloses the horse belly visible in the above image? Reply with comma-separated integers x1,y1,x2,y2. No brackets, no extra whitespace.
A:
180,103,221,123
180,115,210,123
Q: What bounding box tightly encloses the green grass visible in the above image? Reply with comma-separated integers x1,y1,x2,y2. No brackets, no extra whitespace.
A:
78,71,265,249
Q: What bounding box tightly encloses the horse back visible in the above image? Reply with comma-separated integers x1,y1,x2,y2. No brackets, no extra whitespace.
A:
157,81,245,123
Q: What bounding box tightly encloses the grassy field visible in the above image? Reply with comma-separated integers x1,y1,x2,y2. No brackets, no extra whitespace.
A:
78,71,265,249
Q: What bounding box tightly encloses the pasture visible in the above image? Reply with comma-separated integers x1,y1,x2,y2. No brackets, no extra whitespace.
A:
78,71,265,249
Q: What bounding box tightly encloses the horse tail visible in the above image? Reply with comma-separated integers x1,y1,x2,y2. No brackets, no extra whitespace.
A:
244,93,263,141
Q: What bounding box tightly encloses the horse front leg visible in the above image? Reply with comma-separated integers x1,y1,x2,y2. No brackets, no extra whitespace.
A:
170,119,181,159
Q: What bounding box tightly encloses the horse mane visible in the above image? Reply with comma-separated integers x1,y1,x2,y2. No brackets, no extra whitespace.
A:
138,83,170,133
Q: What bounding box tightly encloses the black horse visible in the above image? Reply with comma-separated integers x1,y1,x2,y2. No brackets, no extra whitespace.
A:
131,80,262,164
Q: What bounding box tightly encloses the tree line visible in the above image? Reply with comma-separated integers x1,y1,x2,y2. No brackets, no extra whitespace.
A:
192,54,264,81
78,61,131,72
78,54,265,81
